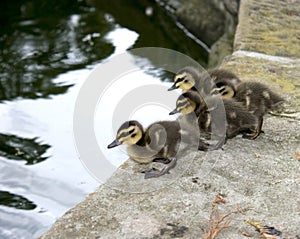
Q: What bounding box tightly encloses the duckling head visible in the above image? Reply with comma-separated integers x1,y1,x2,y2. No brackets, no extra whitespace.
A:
107,120,143,148
210,85,235,98
168,67,198,91
169,91,201,115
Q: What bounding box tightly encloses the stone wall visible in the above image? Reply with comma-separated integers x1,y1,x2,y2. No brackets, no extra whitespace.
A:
159,0,240,67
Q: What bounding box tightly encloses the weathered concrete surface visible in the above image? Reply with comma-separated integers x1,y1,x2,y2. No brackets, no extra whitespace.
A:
40,118,300,239
40,0,300,238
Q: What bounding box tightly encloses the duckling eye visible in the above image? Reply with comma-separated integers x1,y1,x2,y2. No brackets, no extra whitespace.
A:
128,129,134,134
184,79,188,83
131,133,136,138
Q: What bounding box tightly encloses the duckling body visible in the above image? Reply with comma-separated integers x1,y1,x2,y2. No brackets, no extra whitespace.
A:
169,67,241,98
211,81,285,139
170,91,258,149
107,120,186,178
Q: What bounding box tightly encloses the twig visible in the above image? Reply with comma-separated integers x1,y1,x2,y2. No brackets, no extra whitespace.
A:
204,194,247,239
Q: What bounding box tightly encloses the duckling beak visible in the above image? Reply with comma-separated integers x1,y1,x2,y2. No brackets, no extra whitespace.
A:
107,139,122,149
168,83,178,91
169,109,179,115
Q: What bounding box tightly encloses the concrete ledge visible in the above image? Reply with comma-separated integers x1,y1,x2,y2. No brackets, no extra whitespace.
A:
40,0,300,238
39,116,300,238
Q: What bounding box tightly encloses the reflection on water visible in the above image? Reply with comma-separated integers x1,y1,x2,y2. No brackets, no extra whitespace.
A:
0,0,114,102
0,0,208,238
0,133,50,165
89,0,208,65
0,191,36,210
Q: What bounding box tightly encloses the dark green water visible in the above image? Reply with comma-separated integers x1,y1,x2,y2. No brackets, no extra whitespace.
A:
0,0,208,238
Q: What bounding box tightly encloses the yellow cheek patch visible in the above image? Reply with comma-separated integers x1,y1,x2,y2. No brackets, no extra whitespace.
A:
181,83,193,91
223,86,235,98
175,81,183,88
117,128,142,145
174,73,195,91
117,126,136,138
179,105,195,114
210,86,235,98
176,100,196,114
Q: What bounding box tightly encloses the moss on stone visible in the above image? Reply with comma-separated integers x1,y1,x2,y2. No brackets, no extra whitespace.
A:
235,0,300,58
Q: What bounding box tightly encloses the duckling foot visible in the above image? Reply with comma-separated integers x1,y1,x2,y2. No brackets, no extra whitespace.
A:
143,158,177,179
142,168,160,179
198,141,210,151
209,137,225,151
152,158,171,164
243,130,261,140
244,118,264,140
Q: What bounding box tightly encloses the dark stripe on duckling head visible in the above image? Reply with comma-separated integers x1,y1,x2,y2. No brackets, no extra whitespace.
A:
176,67,199,79
181,91,203,104
210,85,235,98
176,98,189,107
117,120,142,132
174,93,199,114
117,130,132,139
173,74,186,84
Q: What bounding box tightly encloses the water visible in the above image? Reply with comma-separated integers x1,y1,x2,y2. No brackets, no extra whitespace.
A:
0,0,208,238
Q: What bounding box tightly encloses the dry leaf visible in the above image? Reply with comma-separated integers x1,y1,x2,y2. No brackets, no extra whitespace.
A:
255,153,261,158
241,231,252,237
245,219,282,239
213,194,226,205
295,152,300,161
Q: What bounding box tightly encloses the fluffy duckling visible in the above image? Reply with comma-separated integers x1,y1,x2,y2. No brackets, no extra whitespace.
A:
210,81,285,139
169,91,258,149
168,66,241,97
168,66,211,96
107,120,184,179
208,68,241,94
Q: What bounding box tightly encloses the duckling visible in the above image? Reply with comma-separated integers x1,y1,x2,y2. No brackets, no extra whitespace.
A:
168,66,241,98
208,68,241,96
107,120,185,179
168,66,211,96
210,81,285,139
169,91,258,149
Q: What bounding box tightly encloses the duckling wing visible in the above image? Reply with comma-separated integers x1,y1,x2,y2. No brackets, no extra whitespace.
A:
204,97,227,137
146,123,168,152
127,144,160,164
146,121,182,158
223,99,258,137
236,82,284,115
